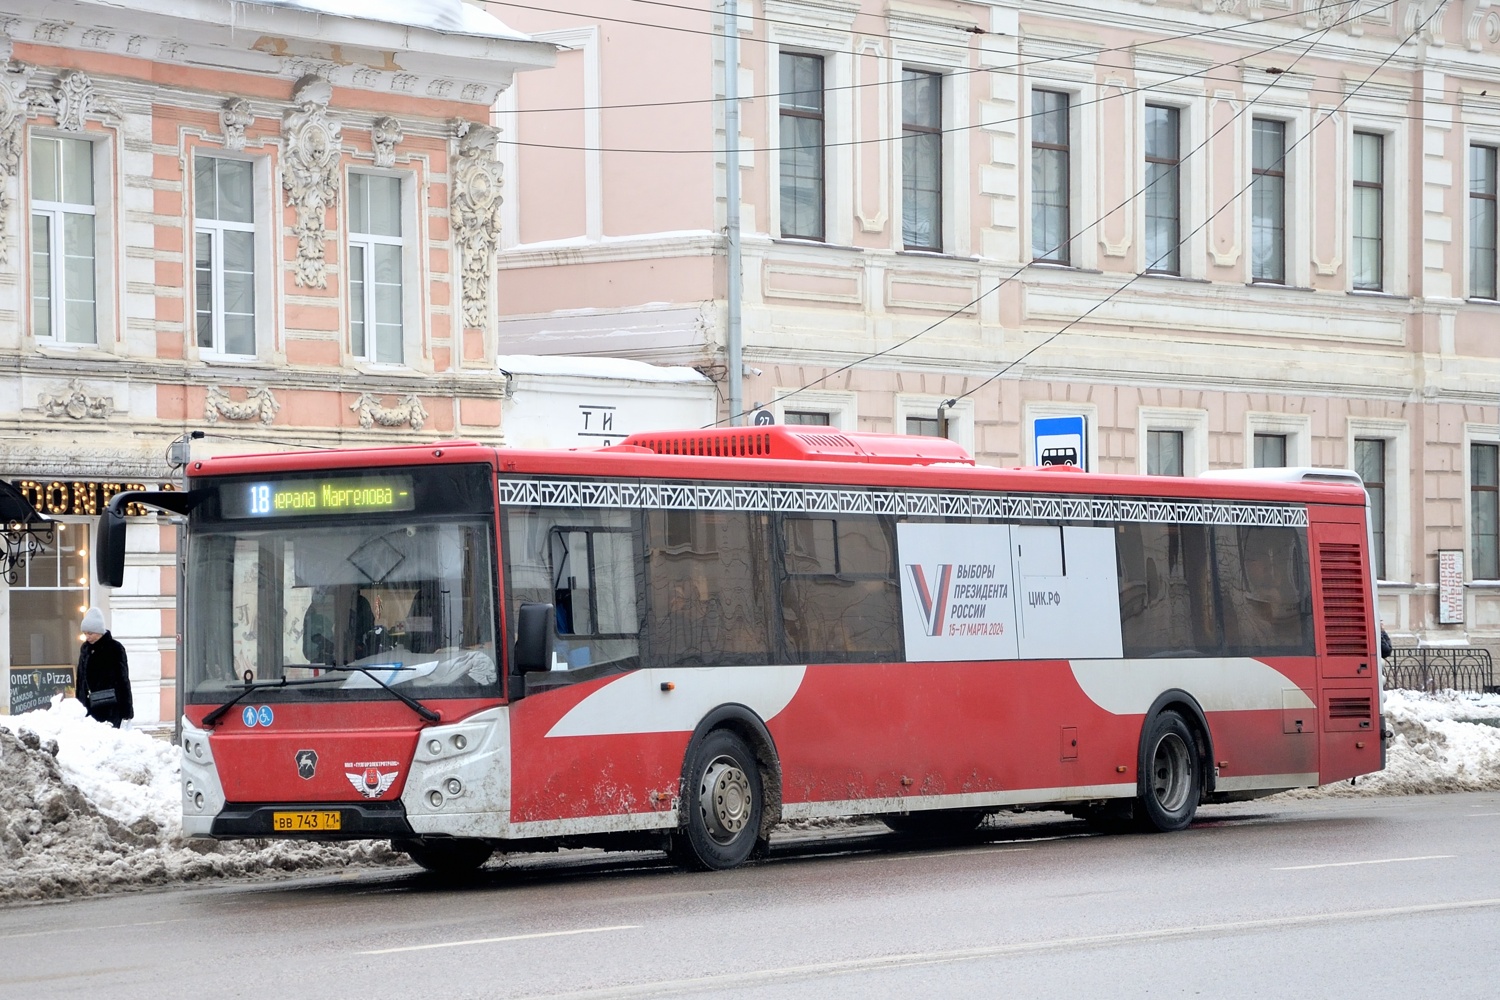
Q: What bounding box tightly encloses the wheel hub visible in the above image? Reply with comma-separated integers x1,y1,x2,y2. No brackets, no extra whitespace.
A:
1151,732,1192,813
700,756,752,844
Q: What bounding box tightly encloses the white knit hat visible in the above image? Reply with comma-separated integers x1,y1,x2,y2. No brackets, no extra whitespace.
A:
81,607,106,633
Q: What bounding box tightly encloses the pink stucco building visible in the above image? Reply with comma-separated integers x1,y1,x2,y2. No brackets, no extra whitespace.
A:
0,0,554,720
488,0,1500,650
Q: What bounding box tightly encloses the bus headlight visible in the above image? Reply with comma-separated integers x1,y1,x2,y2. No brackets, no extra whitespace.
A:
445,778,462,796
427,790,443,808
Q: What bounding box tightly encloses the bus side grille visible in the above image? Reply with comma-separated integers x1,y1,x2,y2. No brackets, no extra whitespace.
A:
1318,542,1368,657
1328,695,1372,720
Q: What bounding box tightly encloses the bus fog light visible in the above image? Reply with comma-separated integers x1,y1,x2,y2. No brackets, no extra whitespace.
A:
445,778,462,795
193,792,205,810
452,734,468,750
428,790,443,808
427,739,442,755
185,780,195,794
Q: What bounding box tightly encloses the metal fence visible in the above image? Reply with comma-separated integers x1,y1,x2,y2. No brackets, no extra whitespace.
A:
1383,646,1496,694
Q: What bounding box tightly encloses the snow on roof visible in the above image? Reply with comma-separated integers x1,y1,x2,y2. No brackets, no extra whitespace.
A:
497,354,711,384
250,0,532,40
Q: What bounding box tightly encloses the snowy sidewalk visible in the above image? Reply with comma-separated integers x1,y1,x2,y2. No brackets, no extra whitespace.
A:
2,690,1499,904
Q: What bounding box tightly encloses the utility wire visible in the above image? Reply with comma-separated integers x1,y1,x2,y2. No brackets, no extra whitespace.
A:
495,0,1385,115
712,0,1403,425
945,2,1446,409
495,3,1406,154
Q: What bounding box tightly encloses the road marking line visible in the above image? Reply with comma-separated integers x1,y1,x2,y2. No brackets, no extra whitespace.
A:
358,924,640,955
510,898,1500,1000
1273,854,1455,871
0,918,187,941
854,847,1033,864
1467,812,1500,817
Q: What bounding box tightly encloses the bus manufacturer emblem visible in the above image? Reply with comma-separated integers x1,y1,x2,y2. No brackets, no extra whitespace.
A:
347,768,398,798
295,749,318,779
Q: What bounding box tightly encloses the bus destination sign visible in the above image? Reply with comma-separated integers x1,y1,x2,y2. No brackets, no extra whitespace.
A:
222,475,416,519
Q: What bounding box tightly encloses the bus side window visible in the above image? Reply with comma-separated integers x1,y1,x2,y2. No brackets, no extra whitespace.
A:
779,514,900,664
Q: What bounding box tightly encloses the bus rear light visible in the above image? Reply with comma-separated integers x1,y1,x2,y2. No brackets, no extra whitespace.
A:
193,792,205,810
452,734,468,750
445,778,463,795
428,790,443,808
428,739,442,755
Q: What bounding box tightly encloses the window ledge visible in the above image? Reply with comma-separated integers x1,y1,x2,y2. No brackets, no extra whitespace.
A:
1465,579,1500,589
1138,272,1211,284
1245,281,1316,292
1463,296,1500,307
896,249,975,261
772,237,863,253
1348,289,1411,301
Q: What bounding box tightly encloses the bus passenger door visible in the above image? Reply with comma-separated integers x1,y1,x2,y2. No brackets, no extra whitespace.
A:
1309,513,1379,782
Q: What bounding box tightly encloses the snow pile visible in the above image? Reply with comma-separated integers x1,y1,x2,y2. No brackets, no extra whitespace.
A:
0,700,400,904
1297,689,1500,797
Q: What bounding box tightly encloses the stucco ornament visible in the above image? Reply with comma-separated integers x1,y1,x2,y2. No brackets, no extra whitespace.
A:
38,379,114,420
221,98,255,151
205,385,279,425
371,116,403,168
350,392,428,432
0,62,35,267
450,119,503,331
281,75,342,288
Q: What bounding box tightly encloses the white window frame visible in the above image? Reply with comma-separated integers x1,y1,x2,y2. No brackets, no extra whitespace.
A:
1463,127,1500,302
772,389,857,432
347,169,410,366
1141,102,1185,277
1245,412,1311,468
193,153,261,360
1464,422,1500,583
1344,116,1407,297
894,394,975,455
1348,418,1409,584
1137,407,1208,477
30,133,101,347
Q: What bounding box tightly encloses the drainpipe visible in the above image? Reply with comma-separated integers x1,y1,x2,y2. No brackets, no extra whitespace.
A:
724,0,743,425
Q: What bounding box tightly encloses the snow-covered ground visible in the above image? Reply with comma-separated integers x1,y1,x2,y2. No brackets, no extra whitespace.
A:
2,690,1499,904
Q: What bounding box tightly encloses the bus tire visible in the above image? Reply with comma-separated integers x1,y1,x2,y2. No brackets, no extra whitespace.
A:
671,729,764,871
1137,711,1201,832
881,810,986,836
397,837,493,875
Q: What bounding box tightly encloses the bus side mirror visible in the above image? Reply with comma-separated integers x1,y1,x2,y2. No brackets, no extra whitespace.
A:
514,603,554,674
96,503,130,588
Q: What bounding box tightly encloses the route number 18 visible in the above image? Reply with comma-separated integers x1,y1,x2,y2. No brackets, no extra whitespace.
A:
249,484,271,514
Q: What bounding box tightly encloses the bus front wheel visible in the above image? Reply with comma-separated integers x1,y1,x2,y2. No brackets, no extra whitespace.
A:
672,729,764,871
1138,711,1201,832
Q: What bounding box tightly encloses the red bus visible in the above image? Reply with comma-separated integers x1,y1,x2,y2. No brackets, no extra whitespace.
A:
98,427,1384,873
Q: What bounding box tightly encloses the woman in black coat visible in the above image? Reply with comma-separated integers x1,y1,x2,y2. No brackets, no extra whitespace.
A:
76,606,134,728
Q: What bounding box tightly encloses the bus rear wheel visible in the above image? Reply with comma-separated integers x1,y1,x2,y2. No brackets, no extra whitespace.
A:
1137,711,1201,832
396,837,493,875
671,730,764,871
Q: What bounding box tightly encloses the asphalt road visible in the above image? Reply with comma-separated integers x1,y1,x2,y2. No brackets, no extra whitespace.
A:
4,792,1499,999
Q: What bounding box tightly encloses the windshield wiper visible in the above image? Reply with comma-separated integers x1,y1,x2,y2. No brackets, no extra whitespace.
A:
315,666,442,722
201,675,341,727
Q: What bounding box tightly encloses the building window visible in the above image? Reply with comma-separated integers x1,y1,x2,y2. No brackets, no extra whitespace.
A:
1031,89,1070,264
194,157,256,357
1474,443,1500,580
1146,429,1184,476
1352,132,1383,292
784,410,831,426
902,70,942,252
1354,438,1387,579
348,172,404,364
30,136,96,344
1251,119,1286,284
779,53,825,242
9,524,91,670
1253,433,1287,468
906,415,946,437
1470,145,1497,300
1144,105,1181,275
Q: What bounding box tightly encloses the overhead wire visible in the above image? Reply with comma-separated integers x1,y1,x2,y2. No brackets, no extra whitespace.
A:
712,0,1420,425
494,2,1406,154
493,0,1383,116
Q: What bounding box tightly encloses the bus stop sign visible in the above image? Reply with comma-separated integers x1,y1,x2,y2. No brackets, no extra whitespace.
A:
1033,415,1086,470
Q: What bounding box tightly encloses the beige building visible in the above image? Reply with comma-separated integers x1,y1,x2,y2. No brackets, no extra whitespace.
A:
488,0,1500,649
0,0,555,720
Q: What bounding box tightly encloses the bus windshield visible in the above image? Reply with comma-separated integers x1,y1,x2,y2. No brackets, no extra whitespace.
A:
184,517,499,703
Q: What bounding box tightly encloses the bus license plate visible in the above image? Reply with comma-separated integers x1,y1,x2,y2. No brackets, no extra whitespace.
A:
272,810,342,832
